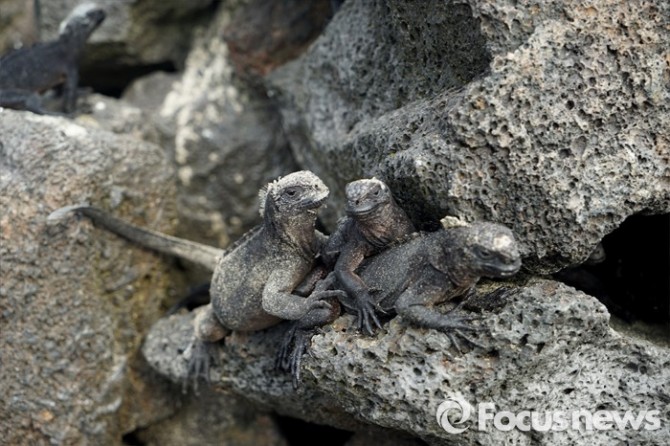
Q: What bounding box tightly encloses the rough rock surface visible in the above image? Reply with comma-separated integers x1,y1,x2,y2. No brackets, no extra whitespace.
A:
122,70,179,112
143,279,670,445
2,0,668,444
268,0,670,272
159,5,298,246
223,0,334,76
0,110,283,444
74,93,163,145
133,391,288,446
0,109,179,444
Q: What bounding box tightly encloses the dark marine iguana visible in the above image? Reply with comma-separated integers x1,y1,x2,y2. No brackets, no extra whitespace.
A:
323,178,416,334
0,3,105,114
348,218,521,339
49,171,344,389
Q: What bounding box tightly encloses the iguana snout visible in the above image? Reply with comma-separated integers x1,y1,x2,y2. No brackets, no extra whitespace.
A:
462,222,522,278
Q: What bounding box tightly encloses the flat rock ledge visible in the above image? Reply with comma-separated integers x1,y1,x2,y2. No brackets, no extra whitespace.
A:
143,279,670,445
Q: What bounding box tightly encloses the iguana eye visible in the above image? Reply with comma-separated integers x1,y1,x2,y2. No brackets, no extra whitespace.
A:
283,188,299,198
475,246,493,259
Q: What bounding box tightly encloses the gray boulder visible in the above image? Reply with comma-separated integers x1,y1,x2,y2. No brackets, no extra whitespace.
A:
158,5,298,246
0,109,282,444
143,279,670,445
74,93,163,144
268,0,670,272
0,109,178,444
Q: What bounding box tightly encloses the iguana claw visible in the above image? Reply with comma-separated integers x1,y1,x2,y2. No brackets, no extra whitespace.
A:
276,325,314,389
183,339,220,394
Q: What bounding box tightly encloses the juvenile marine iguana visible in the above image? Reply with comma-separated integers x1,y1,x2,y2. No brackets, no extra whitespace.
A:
0,3,105,114
49,171,344,389
277,178,415,384
323,178,415,334
336,219,521,343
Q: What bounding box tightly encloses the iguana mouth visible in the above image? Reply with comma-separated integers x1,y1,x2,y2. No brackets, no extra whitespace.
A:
301,194,328,212
483,258,521,277
346,201,385,216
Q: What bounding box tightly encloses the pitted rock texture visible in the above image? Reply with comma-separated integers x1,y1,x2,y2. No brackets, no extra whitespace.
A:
0,109,289,445
268,0,670,272
0,109,180,444
143,279,670,446
159,5,298,247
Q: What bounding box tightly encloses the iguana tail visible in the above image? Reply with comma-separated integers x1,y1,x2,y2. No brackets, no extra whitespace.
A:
48,205,223,271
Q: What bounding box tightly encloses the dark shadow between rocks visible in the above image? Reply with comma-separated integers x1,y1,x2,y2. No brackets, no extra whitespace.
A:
80,63,177,98
554,213,670,328
274,415,353,446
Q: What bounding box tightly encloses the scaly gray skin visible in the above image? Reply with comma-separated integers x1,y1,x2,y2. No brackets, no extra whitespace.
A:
49,171,344,389
277,179,416,386
323,178,416,335
0,3,105,114
341,221,521,346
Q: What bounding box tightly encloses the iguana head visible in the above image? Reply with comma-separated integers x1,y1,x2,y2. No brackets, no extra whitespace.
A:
259,171,329,221
344,178,393,217
59,3,106,40
450,222,521,279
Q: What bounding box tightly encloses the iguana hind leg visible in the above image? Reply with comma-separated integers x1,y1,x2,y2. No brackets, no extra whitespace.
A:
184,304,229,393
0,89,60,115
395,286,484,353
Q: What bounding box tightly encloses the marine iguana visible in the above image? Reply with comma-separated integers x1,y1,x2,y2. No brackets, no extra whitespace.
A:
339,219,520,342
323,178,415,335
0,3,105,114
49,171,344,389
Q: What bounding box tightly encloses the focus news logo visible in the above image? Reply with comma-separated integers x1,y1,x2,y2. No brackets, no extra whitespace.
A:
436,394,662,434
436,394,474,434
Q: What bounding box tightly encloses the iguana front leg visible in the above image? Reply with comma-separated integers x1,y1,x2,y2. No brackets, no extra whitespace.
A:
63,65,79,113
334,243,383,335
262,266,344,321
264,265,343,386
292,264,327,297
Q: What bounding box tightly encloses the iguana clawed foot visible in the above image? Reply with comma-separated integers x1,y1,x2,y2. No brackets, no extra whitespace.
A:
183,339,221,394
276,293,342,388
276,324,314,389
351,292,385,336
435,313,486,353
